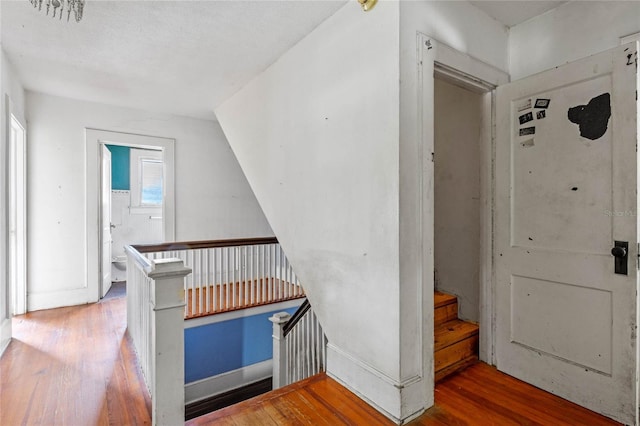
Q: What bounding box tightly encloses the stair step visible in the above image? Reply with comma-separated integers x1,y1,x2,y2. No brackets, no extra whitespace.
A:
434,295,458,327
434,291,457,309
435,354,479,382
435,330,479,381
434,319,479,352
433,291,479,382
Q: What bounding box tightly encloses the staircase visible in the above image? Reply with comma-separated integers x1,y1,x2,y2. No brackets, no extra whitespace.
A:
434,291,479,382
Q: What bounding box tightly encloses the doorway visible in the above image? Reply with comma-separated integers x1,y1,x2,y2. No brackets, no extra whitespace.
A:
9,114,27,316
86,129,176,303
433,77,484,324
100,144,165,298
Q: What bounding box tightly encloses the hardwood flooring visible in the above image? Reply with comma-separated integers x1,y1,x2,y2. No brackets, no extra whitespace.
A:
0,296,151,426
0,291,622,426
188,364,620,426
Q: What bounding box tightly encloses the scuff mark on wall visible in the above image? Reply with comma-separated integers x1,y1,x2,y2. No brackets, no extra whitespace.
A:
567,93,611,140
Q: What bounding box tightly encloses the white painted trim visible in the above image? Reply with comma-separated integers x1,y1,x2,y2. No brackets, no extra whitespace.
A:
620,32,640,45
184,299,303,329
326,344,425,425
418,34,509,367
8,113,27,316
85,129,176,303
28,287,89,312
184,359,272,405
0,318,11,357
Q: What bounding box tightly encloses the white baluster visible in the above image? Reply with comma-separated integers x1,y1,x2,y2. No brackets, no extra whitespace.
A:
269,312,290,389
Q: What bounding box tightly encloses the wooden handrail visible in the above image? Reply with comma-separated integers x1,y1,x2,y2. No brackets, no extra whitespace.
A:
283,298,310,337
132,236,278,253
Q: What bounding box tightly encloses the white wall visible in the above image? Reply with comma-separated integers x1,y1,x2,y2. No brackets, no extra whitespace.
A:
434,78,483,322
510,1,640,80
26,92,272,311
1,49,26,355
216,2,415,421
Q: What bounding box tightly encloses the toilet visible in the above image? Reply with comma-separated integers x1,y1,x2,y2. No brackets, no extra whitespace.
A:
111,255,127,282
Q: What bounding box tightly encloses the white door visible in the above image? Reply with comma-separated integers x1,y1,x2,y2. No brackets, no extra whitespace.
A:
101,145,112,298
495,42,638,424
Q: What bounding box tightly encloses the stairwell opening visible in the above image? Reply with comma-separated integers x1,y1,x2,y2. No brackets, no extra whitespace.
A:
433,76,486,380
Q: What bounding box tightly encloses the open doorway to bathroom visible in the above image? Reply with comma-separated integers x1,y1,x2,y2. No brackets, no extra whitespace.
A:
86,129,176,303
101,144,165,298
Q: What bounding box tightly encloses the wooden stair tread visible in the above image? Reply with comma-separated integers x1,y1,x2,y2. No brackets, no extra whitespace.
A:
435,319,479,352
434,291,457,309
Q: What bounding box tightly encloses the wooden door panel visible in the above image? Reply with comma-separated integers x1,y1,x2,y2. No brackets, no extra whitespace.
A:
495,42,638,424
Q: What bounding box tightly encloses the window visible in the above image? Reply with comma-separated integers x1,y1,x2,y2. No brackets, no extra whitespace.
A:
140,158,163,206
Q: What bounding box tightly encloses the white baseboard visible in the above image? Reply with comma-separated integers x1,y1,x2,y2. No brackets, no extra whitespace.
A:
28,288,91,312
1,317,12,357
184,359,272,405
326,344,426,425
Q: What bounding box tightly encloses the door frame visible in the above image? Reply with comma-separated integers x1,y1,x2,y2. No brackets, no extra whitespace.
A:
85,129,176,302
100,145,112,298
8,111,27,315
417,34,509,365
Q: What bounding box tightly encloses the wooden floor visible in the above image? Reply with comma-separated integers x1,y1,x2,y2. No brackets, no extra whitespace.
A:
187,365,620,426
0,292,621,426
0,295,151,425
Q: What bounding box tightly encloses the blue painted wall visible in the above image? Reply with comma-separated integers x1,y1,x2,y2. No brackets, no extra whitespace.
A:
105,145,130,190
184,307,298,383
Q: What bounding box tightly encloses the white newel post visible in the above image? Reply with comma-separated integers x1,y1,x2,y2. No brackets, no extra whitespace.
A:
148,258,192,426
269,312,291,389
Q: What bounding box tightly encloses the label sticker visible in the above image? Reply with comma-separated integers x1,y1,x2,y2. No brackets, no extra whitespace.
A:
521,138,535,148
519,127,535,136
517,99,532,112
535,98,550,109
536,110,546,120
519,112,534,125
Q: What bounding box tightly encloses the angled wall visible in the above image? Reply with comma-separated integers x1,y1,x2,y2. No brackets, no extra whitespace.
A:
215,2,423,422
217,0,510,422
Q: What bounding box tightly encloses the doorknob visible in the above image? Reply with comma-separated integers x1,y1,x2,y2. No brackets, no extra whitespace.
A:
611,241,628,275
611,246,627,258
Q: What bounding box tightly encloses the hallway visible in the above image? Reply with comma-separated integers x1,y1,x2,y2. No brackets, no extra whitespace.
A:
0,294,151,425
0,288,622,426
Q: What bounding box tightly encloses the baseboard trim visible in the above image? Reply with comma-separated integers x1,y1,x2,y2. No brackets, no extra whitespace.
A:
28,288,91,312
185,359,272,405
326,343,426,424
185,377,272,420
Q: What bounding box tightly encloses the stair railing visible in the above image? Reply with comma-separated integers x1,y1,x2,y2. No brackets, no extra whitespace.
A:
125,245,192,425
270,298,327,389
133,237,305,319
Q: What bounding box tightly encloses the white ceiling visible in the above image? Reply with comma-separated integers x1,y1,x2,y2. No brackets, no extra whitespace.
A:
2,1,567,121
1,0,347,120
470,1,568,27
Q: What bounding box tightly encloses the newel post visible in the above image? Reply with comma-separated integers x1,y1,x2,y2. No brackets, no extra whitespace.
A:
269,312,291,389
147,258,192,426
